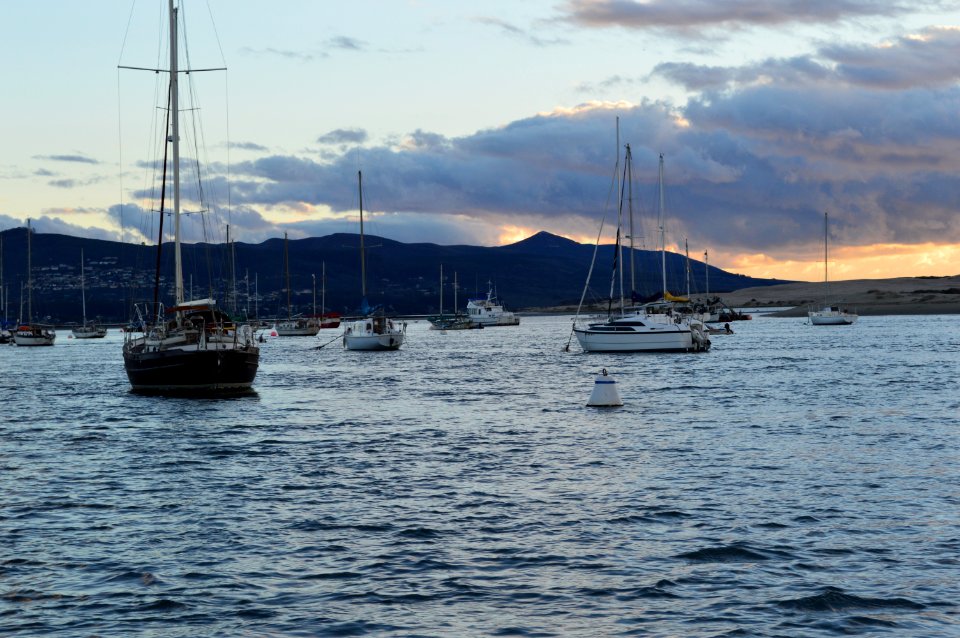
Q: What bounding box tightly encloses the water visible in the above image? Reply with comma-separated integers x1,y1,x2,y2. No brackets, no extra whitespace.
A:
2,316,958,636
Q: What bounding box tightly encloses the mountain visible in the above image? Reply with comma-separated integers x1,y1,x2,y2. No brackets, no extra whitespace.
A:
0,228,786,323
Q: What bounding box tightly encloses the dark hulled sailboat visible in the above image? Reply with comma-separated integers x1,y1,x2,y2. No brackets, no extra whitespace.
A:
121,0,258,393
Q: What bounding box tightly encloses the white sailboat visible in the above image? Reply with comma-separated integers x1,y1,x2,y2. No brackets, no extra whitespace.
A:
274,232,320,336
571,139,709,353
121,0,259,392
13,219,56,346
808,212,858,325
342,170,406,351
72,249,107,339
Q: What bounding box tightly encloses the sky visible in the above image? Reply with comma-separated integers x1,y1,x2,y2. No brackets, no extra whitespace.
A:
3,0,960,281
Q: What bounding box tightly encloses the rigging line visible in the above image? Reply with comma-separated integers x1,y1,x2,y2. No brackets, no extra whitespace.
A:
117,0,139,66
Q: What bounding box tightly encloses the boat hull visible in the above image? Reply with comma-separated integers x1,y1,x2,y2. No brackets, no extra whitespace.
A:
123,346,260,393
275,319,319,336
343,333,404,351
809,313,857,325
275,326,319,336
808,306,857,325
13,326,56,346
72,328,108,339
574,327,696,352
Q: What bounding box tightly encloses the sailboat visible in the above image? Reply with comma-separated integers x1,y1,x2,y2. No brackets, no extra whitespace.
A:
274,233,320,336
428,266,474,330
121,0,259,392
571,140,709,353
13,220,56,346
342,170,406,350
72,249,107,339
808,212,858,325
318,262,341,329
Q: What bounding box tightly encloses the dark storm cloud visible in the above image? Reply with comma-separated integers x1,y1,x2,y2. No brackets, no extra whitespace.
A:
561,0,915,31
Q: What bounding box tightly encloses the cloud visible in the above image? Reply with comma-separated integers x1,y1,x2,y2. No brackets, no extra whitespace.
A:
33,154,99,165
561,0,916,32
575,74,645,94
823,26,960,89
327,36,366,51
474,17,571,47
85,23,960,263
48,176,107,189
653,27,960,92
229,141,269,152
240,46,323,62
317,128,369,145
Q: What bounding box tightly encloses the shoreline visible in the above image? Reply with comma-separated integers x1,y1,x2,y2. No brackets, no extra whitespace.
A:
520,275,960,317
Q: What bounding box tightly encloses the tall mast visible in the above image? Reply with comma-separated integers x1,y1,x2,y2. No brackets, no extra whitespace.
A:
227,224,236,311
454,271,458,313
439,263,444,316
359,170,367,299
626,143,635,299
312,273,316,317
658,154,667,299
321,262,325,320
169,0,184,307
284,232,291,318
823,211,829,305
80,248,87,324
616,118,624,315
26,220,32,323
704,250,709,297
684,239,690,298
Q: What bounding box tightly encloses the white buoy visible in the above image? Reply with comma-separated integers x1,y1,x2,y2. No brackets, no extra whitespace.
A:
587,368,623,407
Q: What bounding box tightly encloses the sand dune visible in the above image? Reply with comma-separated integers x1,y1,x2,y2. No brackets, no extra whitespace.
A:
721,275,960,316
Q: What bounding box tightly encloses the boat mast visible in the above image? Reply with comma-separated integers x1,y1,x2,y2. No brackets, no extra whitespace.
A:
80,249,87,325
26,219,32,324
616,119,624,315
321,262,325,320
284,232,291,319
684,239,690,298
658,154,667,299
359,170,367,299
312,273,316,317
169,0,184,307
823,211,829,306
704,250,709,297
439,264,444,317
626,143,636,301
454,271,458,314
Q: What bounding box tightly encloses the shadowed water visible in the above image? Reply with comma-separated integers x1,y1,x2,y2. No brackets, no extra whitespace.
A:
1,315,958,636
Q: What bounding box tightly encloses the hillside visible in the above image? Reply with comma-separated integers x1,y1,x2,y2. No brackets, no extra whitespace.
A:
0,228,784,322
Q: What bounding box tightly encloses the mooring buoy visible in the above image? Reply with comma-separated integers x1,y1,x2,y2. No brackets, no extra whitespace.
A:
587,368,623,407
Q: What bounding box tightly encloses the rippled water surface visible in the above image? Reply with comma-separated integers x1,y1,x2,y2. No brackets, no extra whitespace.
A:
2,315,958,636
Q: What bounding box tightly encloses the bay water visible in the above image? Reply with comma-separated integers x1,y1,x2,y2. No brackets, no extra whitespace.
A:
2,315,958,636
